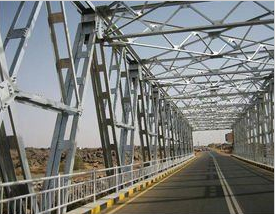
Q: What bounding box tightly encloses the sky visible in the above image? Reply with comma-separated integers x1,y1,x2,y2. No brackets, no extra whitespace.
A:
193,129,231,146
0,1,272,148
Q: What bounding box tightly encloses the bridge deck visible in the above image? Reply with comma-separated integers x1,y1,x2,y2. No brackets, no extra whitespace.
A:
103,151,274,214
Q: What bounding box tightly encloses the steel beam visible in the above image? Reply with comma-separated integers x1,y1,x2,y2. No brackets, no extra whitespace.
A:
0,3,42,210
179,103,250,110
165,91,264,100
109,19,273,39
233,79,274,166
0,4,273,213
146,68,273,80
44,12,97,213
142,49,273,64
97,1,203,14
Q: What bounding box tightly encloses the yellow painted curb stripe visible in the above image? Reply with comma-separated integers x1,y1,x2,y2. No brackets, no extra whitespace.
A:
91,205,100,214
88,157,197,214
119,193,125,201
107,199,114,208
128,188,134,196
106,156,197,214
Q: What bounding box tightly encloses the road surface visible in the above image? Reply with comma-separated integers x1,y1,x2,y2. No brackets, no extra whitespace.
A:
103,151,274,214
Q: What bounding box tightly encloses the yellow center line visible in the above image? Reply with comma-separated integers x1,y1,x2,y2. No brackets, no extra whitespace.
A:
105,156,198,214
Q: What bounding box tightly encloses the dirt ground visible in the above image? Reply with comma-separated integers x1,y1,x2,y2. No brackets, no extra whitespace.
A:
11,146,143,176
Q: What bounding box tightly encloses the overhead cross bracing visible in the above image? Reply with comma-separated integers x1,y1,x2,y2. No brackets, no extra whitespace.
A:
93,1,274,131
0,1,273,214
0,0,273,176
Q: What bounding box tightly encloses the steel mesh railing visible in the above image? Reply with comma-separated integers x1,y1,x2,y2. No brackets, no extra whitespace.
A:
0,154,193,214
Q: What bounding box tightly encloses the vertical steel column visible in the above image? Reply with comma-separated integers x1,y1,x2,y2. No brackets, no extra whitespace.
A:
190,126,194,153
256,97,263,163
0,2,42,202
243,117,248,157
259,95,267,162
91,45,141,168
0,124,18,196
42,11,98,214
46,2,80,105
176,112,183,156
187,125,192,155
251,106,257,162
233,79,274,166
244,111,249,158
44,11,97,180
137,77,151,162
182,122,187,156
266,79,274,165
176,113,181,155
119,63,139,165
91,44,121,169
171,109,178,156
4,2,43,80
248,110,253,159
146,84,160,160
157,99,166,159
165,102,175,157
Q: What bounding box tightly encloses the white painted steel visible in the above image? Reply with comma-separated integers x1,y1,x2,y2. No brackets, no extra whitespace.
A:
0,154,193,214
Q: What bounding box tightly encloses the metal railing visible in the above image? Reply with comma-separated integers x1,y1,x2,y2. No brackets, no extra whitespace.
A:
0,154,193,214
233,150,274,167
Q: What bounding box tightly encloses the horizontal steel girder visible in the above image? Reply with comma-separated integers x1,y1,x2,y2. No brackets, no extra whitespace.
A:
194,127,232,131
179,103,250,110
146,68,274,80
97,1,203,14
15,90,80,115
0,82,80,115
165,91,264,100
157,77,270,87
109,19,273,39
196,120,235,123
187,116,239,120
142,50,274,64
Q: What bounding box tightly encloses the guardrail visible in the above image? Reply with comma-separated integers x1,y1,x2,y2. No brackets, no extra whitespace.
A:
0,154,193,214
232,151,274,167
231,154,274,171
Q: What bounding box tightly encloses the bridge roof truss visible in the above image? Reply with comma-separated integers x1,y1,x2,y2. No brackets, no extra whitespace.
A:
93,1,274,131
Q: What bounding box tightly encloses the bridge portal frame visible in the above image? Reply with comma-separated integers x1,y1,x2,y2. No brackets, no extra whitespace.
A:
0,1,193,204
0,1,273,213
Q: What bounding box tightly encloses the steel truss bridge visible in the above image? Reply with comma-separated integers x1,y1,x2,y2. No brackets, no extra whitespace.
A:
0,1,273,214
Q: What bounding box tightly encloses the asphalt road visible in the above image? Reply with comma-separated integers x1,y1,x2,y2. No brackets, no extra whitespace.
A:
103,151,274,214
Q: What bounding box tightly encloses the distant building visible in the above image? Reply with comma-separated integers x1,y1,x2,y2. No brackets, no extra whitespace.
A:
225,132,233,143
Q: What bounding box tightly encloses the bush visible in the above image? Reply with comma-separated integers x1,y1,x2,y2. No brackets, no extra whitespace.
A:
74,155,85,171
59,155,85,172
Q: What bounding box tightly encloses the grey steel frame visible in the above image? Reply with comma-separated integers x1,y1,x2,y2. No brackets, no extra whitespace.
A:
233,78,274,166
0,1,273,213
0,154,194,214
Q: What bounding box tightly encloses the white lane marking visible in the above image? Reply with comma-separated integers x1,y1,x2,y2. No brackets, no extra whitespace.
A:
209,152,244,214
211,154,236,214
215,161,244,214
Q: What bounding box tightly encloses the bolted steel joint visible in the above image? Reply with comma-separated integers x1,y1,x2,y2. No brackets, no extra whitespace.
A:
0,81,15,111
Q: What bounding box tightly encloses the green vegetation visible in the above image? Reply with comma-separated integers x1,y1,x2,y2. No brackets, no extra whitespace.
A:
59,154,85,172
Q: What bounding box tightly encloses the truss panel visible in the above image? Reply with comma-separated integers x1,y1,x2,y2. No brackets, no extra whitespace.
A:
0,1,273,212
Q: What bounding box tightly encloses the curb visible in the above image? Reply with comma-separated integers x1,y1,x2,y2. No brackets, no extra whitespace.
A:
67,156,197,214
231,154,274,172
